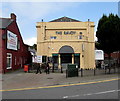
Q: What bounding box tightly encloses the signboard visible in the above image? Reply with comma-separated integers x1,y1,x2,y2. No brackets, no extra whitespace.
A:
56,31,76,35
52,54,58,56
37,56,42,63
95,50,104,60
7,31,18,50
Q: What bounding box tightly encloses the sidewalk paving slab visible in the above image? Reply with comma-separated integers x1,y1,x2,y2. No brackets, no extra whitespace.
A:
2,69,119,90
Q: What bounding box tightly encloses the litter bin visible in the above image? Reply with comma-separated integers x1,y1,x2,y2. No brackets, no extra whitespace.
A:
24,64,29,72
66,64,78,78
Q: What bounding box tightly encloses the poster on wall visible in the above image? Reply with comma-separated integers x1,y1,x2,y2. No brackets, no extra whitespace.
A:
7,31,18,50
37,56,42,63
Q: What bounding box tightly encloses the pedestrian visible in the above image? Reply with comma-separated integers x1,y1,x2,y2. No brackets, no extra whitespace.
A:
36,63,42,74
45,62,50,74
101,61,105,69
98,61,101,69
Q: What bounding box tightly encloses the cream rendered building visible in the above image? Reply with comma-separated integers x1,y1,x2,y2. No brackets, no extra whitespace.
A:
36,17,95,70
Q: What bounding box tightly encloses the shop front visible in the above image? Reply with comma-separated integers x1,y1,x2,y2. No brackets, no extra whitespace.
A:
52,45,80,70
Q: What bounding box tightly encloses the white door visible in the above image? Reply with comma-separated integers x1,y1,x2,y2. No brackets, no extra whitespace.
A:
7,53,12,69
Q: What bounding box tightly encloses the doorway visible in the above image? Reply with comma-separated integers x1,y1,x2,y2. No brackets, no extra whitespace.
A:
61,54,72,64
74,54,80,68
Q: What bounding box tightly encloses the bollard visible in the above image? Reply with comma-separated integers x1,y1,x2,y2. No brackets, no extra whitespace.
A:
114,67,116,73
61,67,63,73
108,67,111,74
94,69,96,76
81,68,83,77
52,63,55,73
66,69,68,78
105,67,107,74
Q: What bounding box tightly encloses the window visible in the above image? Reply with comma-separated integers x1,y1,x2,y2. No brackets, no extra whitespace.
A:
61,54,72,63
7,53,12,69
50,36,56,39
52,56,58,63
42,56,47,63
18,40,20,49
20,57,23,68
15,56,16,65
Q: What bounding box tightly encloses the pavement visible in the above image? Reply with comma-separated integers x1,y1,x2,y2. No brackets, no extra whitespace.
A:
2,68,119,91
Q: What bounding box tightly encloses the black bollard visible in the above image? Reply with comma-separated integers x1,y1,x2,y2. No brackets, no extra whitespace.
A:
94,69,96,76
105,67,107,74
52,65,54,73
66,69,68,78
81,68,83,77
114,67,116,73
61,67,63,73
108,67,111,74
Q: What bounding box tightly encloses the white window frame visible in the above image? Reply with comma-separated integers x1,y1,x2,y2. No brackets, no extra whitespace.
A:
7,53,12,69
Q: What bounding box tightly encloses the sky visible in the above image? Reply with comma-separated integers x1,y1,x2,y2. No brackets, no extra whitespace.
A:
0,1,119,46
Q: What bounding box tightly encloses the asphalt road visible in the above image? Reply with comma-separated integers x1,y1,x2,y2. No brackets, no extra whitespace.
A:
2,79,119,100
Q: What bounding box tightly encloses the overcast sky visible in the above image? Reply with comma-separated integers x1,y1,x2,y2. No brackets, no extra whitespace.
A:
0,1,119,46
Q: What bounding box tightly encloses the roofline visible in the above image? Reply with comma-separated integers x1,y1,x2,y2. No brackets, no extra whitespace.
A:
49,16,81,22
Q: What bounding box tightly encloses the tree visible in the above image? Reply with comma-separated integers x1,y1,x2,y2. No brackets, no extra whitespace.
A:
30,44,37,50
96,14,120,66
95,41,100,49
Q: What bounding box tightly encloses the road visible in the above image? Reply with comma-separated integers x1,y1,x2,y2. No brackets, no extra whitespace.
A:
2,79,119,100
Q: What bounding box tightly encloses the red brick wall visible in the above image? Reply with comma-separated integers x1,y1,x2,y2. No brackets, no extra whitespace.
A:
105,52,120,59
0,29,3,73
111,52,120,59
1,20,32,73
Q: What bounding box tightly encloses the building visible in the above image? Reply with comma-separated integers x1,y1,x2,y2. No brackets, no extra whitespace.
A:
36,17,95,70
28,47,37,63
0,13,32,73
104,51,120,66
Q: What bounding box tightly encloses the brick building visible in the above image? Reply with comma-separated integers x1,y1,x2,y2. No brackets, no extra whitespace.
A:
104,51,120,66
0,13,32,73
37,17,95,70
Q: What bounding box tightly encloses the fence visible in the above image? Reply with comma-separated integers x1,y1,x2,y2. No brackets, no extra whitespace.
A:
79,67,119,77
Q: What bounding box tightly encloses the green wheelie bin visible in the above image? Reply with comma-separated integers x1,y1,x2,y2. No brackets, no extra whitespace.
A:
66,64,79,78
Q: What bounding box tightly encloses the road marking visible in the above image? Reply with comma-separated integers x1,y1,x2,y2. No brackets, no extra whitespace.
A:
84,89,120,96
1,78,120,92
63,89,120,99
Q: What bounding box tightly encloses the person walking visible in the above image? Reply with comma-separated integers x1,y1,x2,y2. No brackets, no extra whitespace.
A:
45,62,50,74
98,61,101,69
36,63,42,74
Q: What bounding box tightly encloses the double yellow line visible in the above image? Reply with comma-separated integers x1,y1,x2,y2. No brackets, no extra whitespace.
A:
1,78,120,92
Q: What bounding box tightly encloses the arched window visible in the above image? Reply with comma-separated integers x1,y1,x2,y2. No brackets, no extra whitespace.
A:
59,45,74,53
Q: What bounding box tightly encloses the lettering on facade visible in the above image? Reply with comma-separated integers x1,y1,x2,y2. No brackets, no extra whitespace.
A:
56,31,62,35
56,31,76,35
